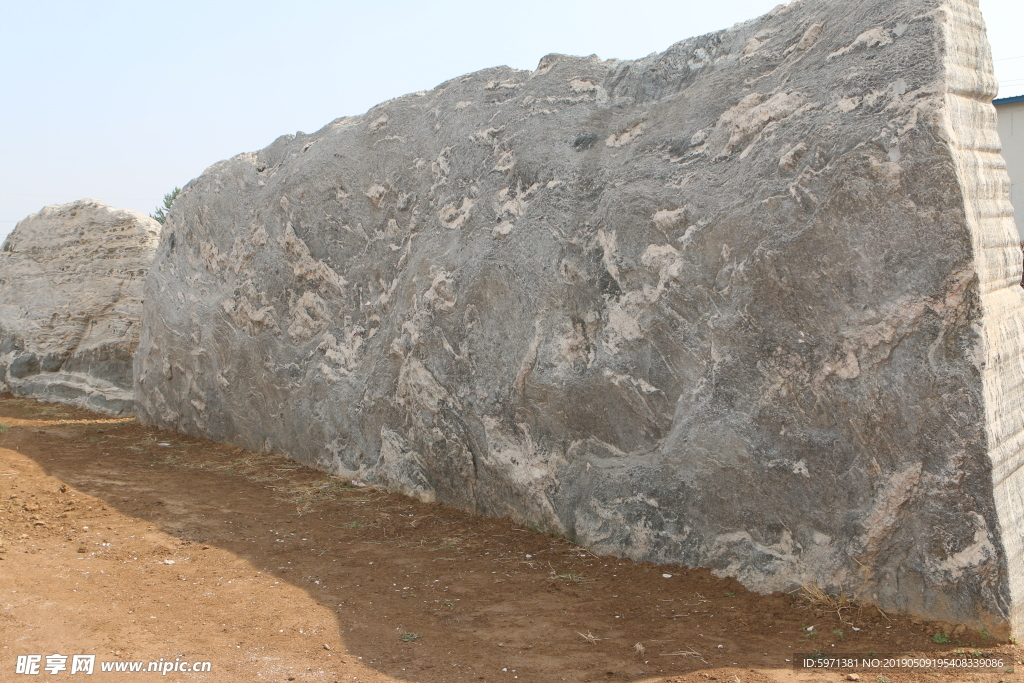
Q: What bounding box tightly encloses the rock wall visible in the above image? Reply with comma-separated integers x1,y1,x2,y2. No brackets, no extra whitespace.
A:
0,200,160,414
135,0,1024,634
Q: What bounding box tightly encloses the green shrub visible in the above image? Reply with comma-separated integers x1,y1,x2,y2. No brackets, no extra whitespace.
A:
150,187,181,224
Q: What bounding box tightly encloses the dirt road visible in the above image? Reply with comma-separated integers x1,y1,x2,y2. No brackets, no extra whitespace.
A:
0,396,1017,682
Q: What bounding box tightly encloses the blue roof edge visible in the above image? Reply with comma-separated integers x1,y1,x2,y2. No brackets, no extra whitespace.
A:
994,95,1024,105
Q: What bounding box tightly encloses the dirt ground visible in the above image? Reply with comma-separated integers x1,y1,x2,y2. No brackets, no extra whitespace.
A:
0,395,1018,683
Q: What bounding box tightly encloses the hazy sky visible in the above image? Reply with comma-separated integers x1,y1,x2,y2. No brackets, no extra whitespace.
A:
1,0,1022,241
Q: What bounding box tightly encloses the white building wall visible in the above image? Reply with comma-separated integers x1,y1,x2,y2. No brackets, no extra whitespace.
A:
996,99,1024,240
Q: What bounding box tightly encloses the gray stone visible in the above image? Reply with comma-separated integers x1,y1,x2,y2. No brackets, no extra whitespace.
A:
0,200,159,414
134,0,1024,635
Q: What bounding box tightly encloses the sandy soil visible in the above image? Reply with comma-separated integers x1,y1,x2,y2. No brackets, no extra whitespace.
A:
0,395,1018,683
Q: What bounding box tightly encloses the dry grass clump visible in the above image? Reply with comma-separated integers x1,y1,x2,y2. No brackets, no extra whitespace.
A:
798,581,865,625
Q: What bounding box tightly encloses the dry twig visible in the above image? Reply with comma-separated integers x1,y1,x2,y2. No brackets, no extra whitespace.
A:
660,646,708,664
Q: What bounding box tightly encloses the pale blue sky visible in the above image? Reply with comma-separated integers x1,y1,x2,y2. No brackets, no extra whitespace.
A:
1,0,1021,239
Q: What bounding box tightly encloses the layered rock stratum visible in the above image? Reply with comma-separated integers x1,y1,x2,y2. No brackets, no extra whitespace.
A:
135,0,1024,634
0,200,159,414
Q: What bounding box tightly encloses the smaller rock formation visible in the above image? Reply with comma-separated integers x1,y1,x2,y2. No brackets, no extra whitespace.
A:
0,200,159,414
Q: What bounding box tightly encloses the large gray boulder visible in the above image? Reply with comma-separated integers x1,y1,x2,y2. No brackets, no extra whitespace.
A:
135,0,1024,635
0,200,159,414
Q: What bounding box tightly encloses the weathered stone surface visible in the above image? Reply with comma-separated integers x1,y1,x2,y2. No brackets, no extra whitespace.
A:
135,0,1024,634
0,200,159,414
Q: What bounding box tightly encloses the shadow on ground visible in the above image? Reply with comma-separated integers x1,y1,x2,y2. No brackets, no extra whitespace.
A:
1,395,1011,683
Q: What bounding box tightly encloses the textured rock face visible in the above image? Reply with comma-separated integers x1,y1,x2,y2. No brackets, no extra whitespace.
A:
0,200,159,414
136,0,1024,634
